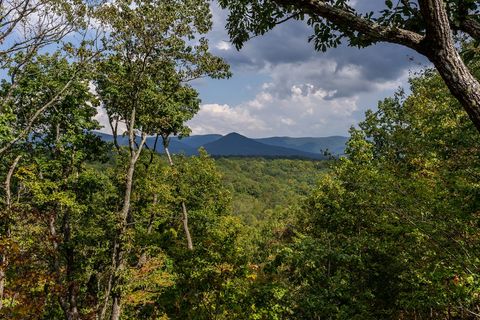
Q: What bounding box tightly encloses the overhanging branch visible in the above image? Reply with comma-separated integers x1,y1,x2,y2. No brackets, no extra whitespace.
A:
274,0,425,50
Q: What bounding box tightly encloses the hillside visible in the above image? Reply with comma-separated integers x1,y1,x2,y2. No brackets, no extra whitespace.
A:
202,132,326,159
172,134,222,148
215,158,330,224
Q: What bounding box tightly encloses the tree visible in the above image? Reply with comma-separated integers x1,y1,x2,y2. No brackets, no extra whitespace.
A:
0,0,103,157
0,53,109,319
262,67,480,319
95,0,229,318
218,0,480,132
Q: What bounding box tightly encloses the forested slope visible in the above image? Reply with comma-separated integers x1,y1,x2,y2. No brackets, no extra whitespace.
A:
216,158,328,224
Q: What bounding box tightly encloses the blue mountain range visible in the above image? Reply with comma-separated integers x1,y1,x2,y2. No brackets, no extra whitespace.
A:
95,132,348,159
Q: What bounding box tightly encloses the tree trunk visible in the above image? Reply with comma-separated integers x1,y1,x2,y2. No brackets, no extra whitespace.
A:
164,144,193,251
418,0,480,133
181,201,193,251
109,157,136,320
108,111,147,320
0,155,21,310
110,296,122,320
429,48,480,132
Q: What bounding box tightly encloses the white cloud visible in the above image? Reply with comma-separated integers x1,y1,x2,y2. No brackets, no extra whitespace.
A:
188,103,267,135
188,80,359,138
188,52,419,137
215,40,231,51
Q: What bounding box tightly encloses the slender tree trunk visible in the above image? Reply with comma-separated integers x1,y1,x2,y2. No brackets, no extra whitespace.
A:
110,154,138,320
110,160,135,320
164,144,193,251
0,155,21,310
64,210,79,320
98,243,115,320
109,109,147,320
138,194,158,267
181,201,193,251
164,145,174,167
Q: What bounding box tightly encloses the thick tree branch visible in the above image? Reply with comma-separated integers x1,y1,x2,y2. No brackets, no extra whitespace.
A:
274,0,425,50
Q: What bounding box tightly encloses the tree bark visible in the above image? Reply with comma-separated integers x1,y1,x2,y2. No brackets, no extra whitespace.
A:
109,158,135,320
460,16,480,41
181,201,193,251
418,0,480,132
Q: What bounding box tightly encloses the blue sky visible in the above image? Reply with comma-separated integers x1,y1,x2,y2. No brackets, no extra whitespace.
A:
187,1,430,138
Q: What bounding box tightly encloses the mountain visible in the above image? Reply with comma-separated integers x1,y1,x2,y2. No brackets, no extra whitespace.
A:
171,134,222,148
93,131,347,159
202,132,326,159
255,136,348,156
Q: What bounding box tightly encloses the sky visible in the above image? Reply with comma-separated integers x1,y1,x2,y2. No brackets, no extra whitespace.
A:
186,1,430,138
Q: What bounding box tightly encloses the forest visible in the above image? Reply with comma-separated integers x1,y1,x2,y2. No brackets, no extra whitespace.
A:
1,0,480,319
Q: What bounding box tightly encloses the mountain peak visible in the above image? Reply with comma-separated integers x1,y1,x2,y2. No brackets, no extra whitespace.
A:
224,132,244,138
203,133,326,159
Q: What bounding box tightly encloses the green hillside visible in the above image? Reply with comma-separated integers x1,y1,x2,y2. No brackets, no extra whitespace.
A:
215,158,330,224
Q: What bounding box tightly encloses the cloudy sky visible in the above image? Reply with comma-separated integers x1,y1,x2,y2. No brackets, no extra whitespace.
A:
186,1,430,138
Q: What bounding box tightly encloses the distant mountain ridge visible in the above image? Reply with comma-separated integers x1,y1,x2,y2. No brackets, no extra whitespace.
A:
94,132,348,159
256,136,349,156
202,133,325,159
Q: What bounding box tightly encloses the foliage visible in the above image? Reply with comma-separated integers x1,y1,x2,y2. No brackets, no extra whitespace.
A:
1,1,480,319
261,68,480,319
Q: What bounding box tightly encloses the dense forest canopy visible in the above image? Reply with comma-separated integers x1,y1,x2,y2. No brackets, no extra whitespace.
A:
0,0,479,319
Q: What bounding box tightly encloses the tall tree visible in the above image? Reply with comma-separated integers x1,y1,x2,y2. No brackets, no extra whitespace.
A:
142,68,203,251
95,0,229,318
219,0,480,132
0,53,108,319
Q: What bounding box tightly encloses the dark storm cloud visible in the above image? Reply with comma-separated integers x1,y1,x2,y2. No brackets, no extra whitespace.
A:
223,21,315,66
